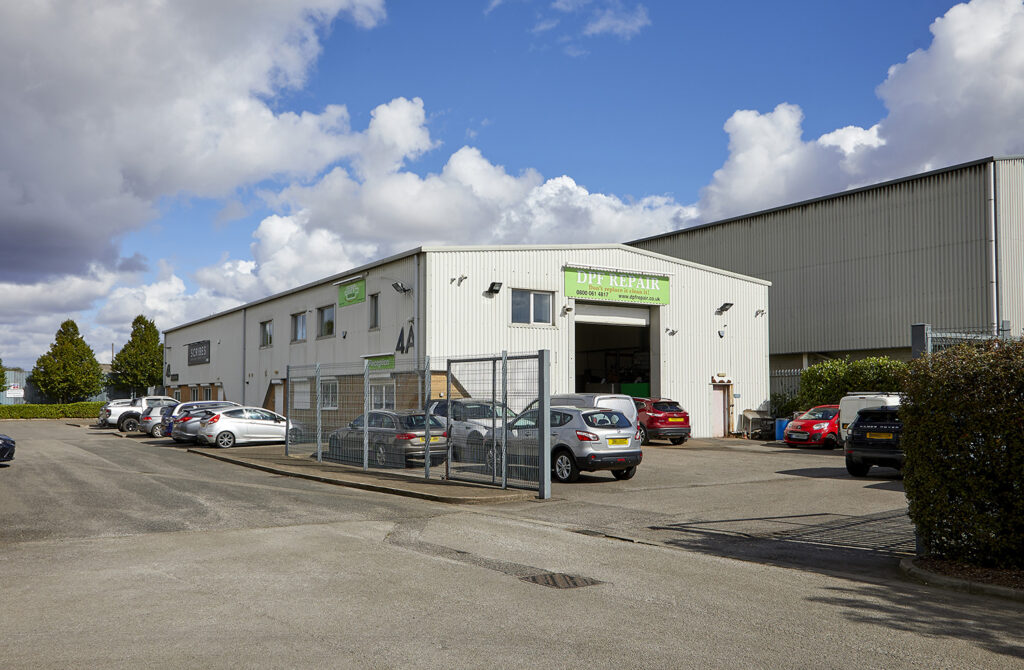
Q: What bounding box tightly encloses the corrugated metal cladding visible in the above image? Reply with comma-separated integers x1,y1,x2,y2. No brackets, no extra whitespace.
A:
424,246,769,438
632,162,994,355
997,159,1024,338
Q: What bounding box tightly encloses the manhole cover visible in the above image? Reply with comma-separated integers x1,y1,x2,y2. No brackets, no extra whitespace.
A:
521,573,603,589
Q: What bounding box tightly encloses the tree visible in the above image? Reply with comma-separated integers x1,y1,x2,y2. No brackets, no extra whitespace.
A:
111,315,163,396
31,320,104,403
0,357,6,391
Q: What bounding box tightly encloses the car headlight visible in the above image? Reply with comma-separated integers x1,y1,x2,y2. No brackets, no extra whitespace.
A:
812,422,830,430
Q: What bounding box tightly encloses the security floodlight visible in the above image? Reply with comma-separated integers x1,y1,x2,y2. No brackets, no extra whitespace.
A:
486,282,503,294
392,281,411,294
715,302,733,315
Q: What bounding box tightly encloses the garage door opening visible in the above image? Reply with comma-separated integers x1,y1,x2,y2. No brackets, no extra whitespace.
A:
574,303,651,396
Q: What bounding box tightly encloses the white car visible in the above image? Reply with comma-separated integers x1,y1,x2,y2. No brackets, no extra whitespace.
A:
196,406,295,448
96,399,132,426
426,399,515,459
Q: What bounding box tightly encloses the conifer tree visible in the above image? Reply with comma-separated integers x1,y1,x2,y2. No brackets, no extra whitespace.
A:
110,315,163,396
31,320,104,403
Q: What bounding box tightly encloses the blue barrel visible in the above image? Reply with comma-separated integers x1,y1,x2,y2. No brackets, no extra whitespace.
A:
774,419,790,441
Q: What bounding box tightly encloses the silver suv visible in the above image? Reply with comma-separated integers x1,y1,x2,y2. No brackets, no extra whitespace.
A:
484,406,641,483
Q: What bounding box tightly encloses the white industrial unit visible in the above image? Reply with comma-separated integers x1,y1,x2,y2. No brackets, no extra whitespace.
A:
164,244,770,438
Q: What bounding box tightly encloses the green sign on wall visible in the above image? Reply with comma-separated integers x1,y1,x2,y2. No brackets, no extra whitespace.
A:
564,267,670,305
365,354,395,371
338,279,366,307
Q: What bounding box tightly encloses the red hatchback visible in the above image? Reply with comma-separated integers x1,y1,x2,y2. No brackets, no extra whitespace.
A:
783,404,840,449
633,397,691,445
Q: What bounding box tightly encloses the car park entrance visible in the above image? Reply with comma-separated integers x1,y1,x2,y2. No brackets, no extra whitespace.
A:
573,302,652,396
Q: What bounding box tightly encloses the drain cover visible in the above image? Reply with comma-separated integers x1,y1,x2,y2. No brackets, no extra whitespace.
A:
521,573,603,589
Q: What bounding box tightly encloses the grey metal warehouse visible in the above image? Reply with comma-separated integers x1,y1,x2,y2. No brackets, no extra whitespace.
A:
630,156,1024,371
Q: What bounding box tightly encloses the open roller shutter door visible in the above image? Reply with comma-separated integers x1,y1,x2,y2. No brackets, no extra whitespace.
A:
573,303,650,326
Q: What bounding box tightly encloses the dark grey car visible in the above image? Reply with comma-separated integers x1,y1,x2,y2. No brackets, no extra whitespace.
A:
326,409,447,468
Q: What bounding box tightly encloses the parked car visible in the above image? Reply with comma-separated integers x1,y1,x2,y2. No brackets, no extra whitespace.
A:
327,409,448,468
426,398,515,459
845,405,903,476
114,396,179,432
483,405,642,483
157,401,240,439
838,392,901,442
633,397,691,445
783,404,840,448
196,406,299,448
96,399,132,426
547,393,639,426
0,432,14,463
139,405,176,437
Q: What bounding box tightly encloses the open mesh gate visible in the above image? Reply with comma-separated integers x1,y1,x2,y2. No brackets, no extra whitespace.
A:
285,351,550,496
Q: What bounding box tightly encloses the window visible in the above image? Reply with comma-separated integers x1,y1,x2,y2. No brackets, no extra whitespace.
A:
511,289,552,325
260,320,273,347
203,387,212,401
369,293,380,329
370,382,395,409
292,381,310,410
320,378,339,410
317,305,335,337
291,312,306,342
173,390,181,401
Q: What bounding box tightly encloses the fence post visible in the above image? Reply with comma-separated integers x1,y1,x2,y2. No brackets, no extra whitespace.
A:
315,363,322,462
285,365,291,457
501,350,508,489
911,323,931,358
538,349,551,500
424,355,431,479
446,359,453,480
363,359,369,471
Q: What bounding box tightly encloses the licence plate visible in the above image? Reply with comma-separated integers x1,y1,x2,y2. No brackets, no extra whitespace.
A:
607,438,629,446
867,432,893,440
788,432,807,439
668,418,685,422
428,436,441,442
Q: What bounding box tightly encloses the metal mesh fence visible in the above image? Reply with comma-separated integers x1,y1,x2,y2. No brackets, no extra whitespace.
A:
286,351,548,493
439,353,543,490
912,322,1016,357
770,368,801,396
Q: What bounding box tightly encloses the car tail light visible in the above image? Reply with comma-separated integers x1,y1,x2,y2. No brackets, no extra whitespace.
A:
635,428,641,440
207,414,220,424
176,416,190,423
395,433,416,441
575,430,599,442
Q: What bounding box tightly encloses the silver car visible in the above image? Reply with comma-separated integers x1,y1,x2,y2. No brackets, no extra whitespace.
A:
483,406,642,483
159,401,239,440
426,399,514,459
326,409,447,468
170,403,240,443
139,405,176,437
196,406,294,448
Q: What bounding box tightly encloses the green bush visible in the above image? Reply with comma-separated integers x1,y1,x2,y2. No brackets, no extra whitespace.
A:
769,392,802,418
0,401,104,420
901,341,1024,569
797,356,908,408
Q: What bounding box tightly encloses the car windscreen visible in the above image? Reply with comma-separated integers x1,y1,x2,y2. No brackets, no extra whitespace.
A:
856,410,899,424
582,410,632,429
400,414,446,430
653,401,684,413
799,407,838,420
462,402,512,420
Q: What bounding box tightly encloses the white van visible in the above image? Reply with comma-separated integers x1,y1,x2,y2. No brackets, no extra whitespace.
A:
549,393,639,426
838,392,902,442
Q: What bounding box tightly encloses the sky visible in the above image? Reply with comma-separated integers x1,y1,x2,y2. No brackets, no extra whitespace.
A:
2,0,1024,369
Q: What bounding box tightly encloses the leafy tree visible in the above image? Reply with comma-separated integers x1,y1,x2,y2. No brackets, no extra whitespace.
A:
797,356,908,408
111,315,163,396
0,357,6,391
31,320,104,403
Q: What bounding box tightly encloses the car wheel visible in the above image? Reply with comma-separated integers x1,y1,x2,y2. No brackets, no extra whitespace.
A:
845,454,870,477
215,431,235,449
484,440,505,474
552,449,579,483
119,417,139,433
637,424,649,445
823,434,839,450
375,442,388,466
151,424,164,438
669,436,687,445
612,466,636,480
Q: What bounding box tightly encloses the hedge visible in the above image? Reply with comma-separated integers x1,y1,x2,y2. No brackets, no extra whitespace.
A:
0,401,105,420
797,356,908,408
901,340,1024,569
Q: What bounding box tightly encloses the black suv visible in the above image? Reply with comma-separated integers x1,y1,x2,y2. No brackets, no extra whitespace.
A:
845,405,902,477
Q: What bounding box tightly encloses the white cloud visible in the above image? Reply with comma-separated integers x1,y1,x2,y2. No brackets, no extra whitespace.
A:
583,4,650,39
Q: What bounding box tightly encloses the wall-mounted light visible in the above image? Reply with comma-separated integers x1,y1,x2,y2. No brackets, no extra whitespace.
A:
340,330,347,339
718,330,726,338
665,328,678,336
715,302,734,315
754,309,766,317
486,282,503,294
561,305,574,316
392,281,412,294
450,274,468,285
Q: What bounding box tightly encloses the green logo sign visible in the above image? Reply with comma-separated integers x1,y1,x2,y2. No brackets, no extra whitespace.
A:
338,279,366,307
366,354,395,371
564,268,670,305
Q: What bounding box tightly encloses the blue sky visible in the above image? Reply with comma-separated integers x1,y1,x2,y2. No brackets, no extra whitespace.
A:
1,0,1023,368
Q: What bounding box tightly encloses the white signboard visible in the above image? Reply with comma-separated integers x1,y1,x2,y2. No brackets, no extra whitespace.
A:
6,384,24,398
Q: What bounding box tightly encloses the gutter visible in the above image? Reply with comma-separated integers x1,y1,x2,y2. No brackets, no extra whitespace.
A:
986,161,999,334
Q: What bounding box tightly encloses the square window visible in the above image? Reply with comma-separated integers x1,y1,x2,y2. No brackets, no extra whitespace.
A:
511,289,553,325
203,387,211,401
173,390,181,401
318,305,335,337
260,320,273,347
291,312,306,342
292,381,310,410
320,379,338,410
